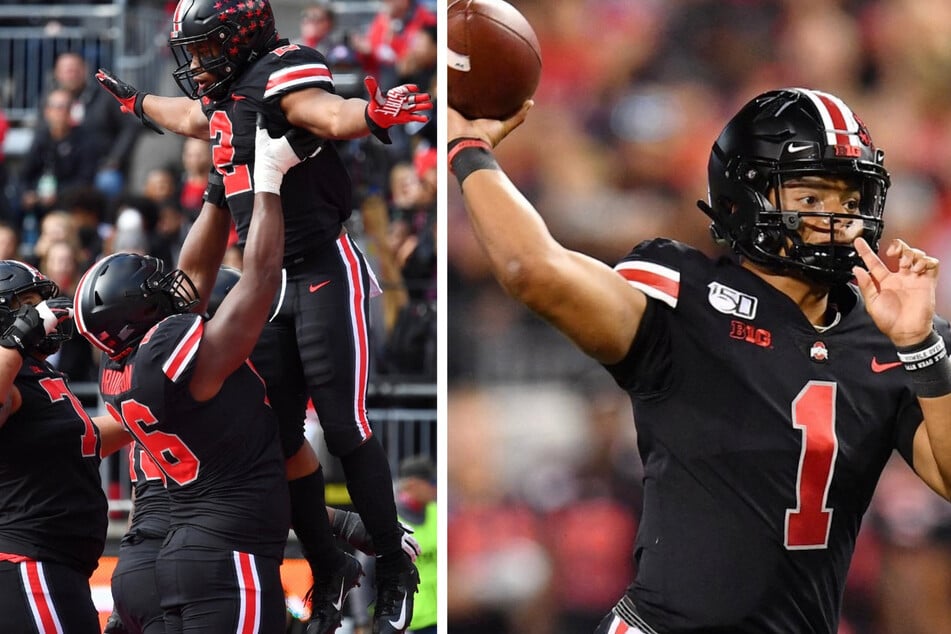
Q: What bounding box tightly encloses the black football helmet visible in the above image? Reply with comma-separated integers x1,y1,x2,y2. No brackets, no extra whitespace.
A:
0,260,71,354
74,253,199,359
698,88,890,285
206,265,241,318
169,0,279,100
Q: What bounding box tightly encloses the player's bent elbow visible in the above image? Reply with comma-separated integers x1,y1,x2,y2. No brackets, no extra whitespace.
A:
496,251,558,307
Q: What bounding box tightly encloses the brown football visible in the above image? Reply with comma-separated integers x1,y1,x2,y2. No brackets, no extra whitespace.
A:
447,0,542,120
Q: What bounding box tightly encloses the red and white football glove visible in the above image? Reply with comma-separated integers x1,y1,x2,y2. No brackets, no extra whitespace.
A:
364,76,432,145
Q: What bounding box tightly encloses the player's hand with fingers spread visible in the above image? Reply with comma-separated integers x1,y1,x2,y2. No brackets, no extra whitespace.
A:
364,76,433,144
852,237,939,347
447,101,533,149
95,68,164,135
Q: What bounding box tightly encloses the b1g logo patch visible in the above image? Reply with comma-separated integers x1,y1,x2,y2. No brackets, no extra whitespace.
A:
708,282,758,319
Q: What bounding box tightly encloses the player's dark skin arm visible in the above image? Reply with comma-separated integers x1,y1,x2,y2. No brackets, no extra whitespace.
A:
854,238,951,499
93,414,133,458
177,199,234,317
189,187,283,402
139,95,208,139
448,103,647,365
281,88,377,140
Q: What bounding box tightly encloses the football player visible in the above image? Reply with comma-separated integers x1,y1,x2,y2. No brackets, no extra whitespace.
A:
447,88,951,633
105,264,421,634
74,117,317,633
0,261,128,633
95,2,428,631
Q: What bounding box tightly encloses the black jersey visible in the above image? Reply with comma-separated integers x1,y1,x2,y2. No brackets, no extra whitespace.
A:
201,42,352,267
126,443,171,540
99,314,290,560
607,238,949,633
0,359,107,576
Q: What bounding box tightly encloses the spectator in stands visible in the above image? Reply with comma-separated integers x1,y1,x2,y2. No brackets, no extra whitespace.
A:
363,157,435,377
58,186,108,267
867,456,951,633
19,89,97,219
142,165,188,265
447,388,554,634
351,0,436,90
294,1,363,99
0,222,20,261
395,455,437,634
178,137,211,222
297,1,336,51
50,52,142,200
0,108,11,222
32,209,80,270
106,196,160,260
39,239,97,382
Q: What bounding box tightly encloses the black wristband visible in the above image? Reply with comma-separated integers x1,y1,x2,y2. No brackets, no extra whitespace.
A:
203,170,227,208
448,138,499,185
896,330,951,398
133,93,164,135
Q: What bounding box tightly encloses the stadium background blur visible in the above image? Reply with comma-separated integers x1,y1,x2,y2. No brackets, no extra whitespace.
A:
0,1,436,630
447,1,951,633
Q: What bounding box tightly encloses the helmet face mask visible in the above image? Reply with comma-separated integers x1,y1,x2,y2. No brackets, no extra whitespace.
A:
74,254,199,359
0,261,71,355
700,88,890,285
168,0,278,100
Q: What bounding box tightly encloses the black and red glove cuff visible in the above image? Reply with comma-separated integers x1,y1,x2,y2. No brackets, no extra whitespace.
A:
365,107,392,145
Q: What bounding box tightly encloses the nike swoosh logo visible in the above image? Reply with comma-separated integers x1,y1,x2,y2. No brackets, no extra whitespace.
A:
787,143,812,153
309,280,331,293
232,94,247,101
387,591,408,630
332,575,346,611
871,358,902,373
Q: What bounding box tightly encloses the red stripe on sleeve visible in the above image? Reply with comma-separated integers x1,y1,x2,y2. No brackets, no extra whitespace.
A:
617,268,680,300
265,66,332,93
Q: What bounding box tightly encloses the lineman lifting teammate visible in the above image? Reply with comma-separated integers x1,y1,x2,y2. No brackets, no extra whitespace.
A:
449,87,951,633
75,117,318,632
95,0,430,632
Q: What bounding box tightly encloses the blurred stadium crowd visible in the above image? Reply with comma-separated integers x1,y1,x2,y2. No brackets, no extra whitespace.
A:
448,1,951,633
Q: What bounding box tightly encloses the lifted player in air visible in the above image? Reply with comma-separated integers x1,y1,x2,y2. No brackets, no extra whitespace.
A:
95,1,430,632
448,88,951,633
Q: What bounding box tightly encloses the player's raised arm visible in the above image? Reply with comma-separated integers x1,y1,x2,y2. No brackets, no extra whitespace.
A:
190,116,319,400
282,76,431,144
448,105,647,365
176,172,234,316
855,237,951,498
96,68,208,139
